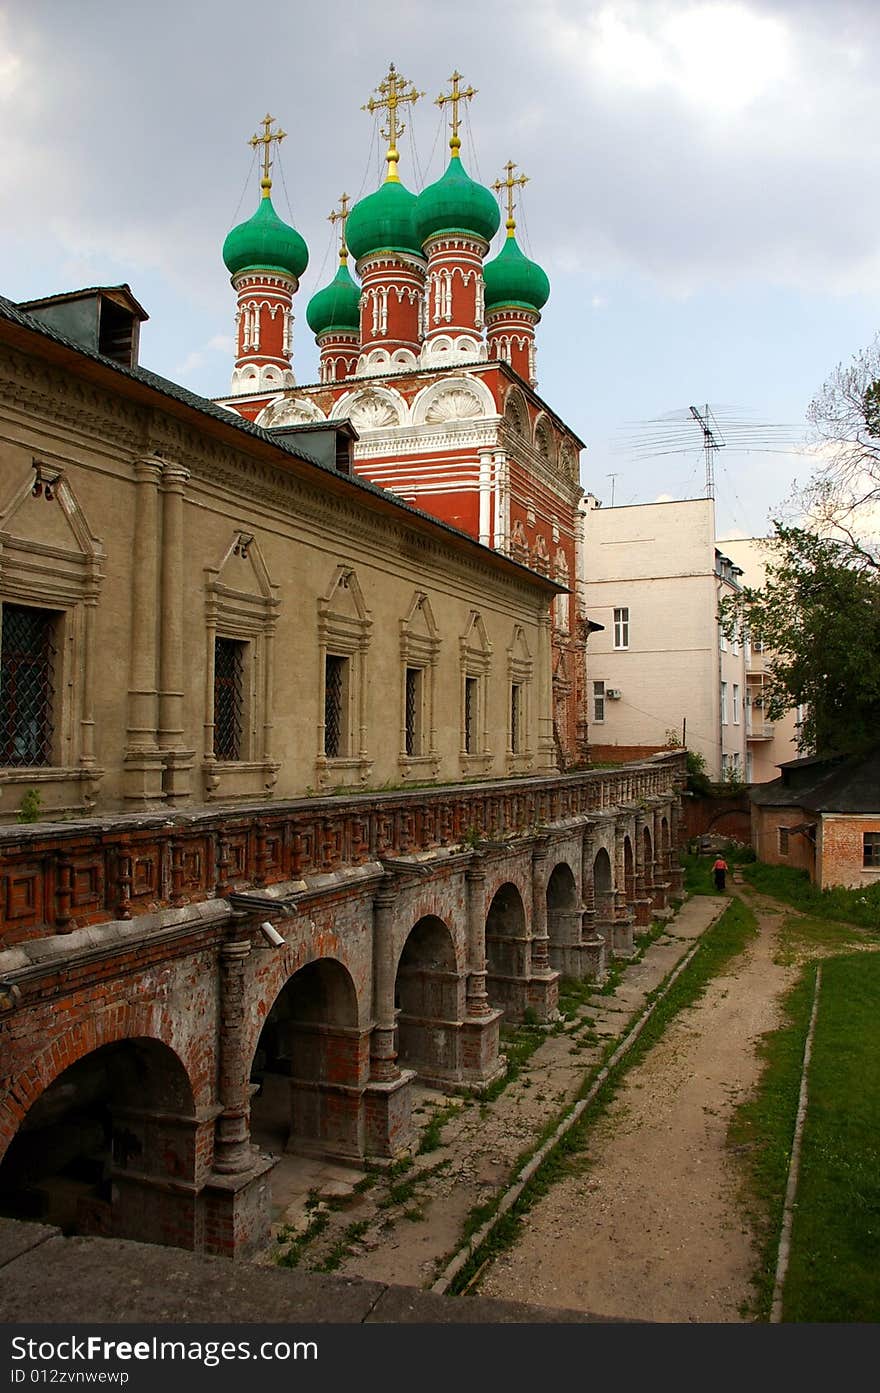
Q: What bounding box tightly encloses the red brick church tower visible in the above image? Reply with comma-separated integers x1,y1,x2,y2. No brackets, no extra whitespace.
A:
217,73,589,766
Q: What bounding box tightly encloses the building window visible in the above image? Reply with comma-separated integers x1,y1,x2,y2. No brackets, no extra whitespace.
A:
720,681,728,724
460,611,493,767
405,666,422,756
399,591,440,773
324,654,348,758
719,628,727,653
733,684,740,724
613,607,629,649
464,676,478,754
316,565,372,786
0,604,57,767
213,637,245,761
778,827,790,856
593,680,605,723
510,683,522,754
864,832,880,868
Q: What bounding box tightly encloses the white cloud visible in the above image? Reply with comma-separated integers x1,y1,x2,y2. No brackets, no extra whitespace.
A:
577,1,792,116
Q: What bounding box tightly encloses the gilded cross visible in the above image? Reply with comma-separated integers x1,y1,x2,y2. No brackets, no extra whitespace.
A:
493,160,529,234
363,63,423,178
436,70,476,147
328,193,352,261
249,114,287,195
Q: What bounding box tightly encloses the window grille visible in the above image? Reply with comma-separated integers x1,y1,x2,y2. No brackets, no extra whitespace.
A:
214,638,244,760
510,683,521,753
405,667,420,756
778,827,790,855
1,604,56,767
325,655,346,758
464,676,478,754
864,832,880,868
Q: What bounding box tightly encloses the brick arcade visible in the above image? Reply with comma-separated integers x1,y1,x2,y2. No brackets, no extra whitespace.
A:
0,758,684,1258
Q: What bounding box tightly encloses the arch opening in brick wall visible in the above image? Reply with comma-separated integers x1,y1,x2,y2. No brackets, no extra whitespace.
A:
0,1036,195,1240
593,846,614,918
485,881,528,1011
546,860,579,962
394,915,462,1085
248,957,362,1163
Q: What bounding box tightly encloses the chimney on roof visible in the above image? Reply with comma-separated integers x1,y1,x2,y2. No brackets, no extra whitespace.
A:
16,285,149,369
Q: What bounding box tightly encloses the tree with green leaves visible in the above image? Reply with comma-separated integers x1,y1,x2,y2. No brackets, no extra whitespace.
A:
722,524,880,756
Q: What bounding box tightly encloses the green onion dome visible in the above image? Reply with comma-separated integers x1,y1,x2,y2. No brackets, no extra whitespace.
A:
483,233,550,314
415,151,500,247
345,178,423,261
306,257,361,337
222,194,309,280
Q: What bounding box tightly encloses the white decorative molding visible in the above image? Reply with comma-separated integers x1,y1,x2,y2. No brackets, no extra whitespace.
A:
411,373,496,427
255,395,327,428
419,335,487,370
354,347,419,378
332,385,406,430
229,363,295,395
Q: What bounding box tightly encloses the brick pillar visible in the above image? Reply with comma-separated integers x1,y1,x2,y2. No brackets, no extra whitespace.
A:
370,880,400,1083
530,840,551,973
214,935,254,1174
466,854,491,1016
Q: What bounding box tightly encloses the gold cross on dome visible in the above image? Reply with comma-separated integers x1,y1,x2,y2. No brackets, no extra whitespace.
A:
363,63,423,179
436,70,476,148
328,193,352,262
493,160,529,234
249,114,287,196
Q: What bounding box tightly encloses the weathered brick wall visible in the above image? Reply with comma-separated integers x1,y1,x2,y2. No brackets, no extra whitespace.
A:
682,794,751,843
751,806,815,875
819,815,880,890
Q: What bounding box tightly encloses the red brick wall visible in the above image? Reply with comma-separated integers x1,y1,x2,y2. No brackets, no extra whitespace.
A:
752,805,815,876
819,815,880,890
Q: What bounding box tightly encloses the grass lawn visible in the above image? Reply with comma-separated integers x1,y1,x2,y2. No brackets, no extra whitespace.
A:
743,861,880,931
731,946,880,1320
782,952,880,1321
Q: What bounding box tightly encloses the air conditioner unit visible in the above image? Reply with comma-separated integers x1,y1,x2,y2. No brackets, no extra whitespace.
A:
606,688,622,700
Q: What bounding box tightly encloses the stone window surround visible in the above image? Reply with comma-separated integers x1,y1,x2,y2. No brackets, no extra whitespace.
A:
202,533,280,801
316,566,373,788
506,624,534,773
459,611,493,773
398,591,440,780
0,463,104,814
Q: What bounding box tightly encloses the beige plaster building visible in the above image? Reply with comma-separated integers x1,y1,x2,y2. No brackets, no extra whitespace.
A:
0,286,561,823
581,496,748,781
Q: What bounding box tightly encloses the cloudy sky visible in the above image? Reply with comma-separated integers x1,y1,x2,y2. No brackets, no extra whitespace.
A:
5,0,880,537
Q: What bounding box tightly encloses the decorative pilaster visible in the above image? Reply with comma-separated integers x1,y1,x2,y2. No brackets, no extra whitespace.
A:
530,839,551,973
465,855,491,1016
124,458,164,803
158,460,194,802
214,935,255,1175
369,880,401,1082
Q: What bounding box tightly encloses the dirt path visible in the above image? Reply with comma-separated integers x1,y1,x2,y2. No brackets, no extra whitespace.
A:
480,893,792,1321
259,897,730,1290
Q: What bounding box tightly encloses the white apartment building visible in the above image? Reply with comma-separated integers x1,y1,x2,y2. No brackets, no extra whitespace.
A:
719,536,803,781
581,496,748,781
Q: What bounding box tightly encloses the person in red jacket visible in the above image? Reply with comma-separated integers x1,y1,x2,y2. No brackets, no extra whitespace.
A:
713,856,729,891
